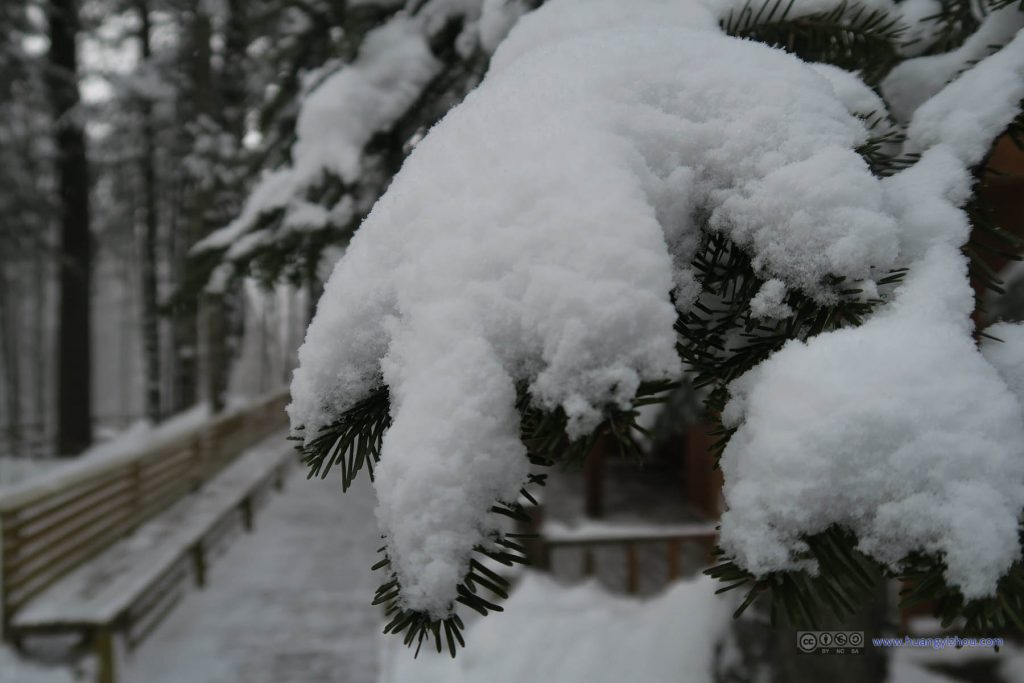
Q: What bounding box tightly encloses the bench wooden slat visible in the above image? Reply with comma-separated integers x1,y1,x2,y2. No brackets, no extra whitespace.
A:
4,483,134,556
5,472,135,532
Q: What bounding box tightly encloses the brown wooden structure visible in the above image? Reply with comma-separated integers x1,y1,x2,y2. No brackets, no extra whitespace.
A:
0,389,291,683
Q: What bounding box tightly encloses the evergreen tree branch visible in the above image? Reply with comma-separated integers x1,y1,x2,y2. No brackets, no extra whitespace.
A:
721,0,905,84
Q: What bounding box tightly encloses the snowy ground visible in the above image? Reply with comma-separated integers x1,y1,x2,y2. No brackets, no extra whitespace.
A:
121,470,384,683
4,458,1021,683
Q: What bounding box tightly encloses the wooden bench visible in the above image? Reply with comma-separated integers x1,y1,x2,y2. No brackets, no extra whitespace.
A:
0,390,291,683
11,437,290,683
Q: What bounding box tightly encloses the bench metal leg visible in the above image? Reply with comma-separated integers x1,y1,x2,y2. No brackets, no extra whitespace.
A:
94,628,117,683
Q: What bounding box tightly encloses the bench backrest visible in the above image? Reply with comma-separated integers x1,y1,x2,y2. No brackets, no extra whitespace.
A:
0,390,290,632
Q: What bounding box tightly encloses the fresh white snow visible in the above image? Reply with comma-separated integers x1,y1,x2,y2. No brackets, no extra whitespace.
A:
0,649,75,683
883,6,1024,122
122,473,384,683
194,17,441,259
382,573,735,683
287,0,1024,614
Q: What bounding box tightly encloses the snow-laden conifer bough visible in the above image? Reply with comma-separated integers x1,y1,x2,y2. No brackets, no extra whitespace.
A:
282,0,1024,655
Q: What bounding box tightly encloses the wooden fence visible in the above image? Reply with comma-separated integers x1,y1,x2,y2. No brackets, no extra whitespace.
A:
536,522,719,595
0,390,289,632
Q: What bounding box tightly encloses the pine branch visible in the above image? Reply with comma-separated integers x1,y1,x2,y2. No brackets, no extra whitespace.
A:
966,108,1024,294
706,526,885,626
721,0,905,84
293,376,673,656
676,228,901,458
898,540,1024,635
292,384,391,491
855,113,919,177
988,0,1024,11
371,529,531,658
918,0,986,55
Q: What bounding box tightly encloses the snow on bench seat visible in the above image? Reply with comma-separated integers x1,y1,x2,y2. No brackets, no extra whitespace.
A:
12,432,291,632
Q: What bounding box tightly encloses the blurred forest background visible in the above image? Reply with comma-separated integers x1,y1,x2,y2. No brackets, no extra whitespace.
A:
0,0,535,469
0,0,356,464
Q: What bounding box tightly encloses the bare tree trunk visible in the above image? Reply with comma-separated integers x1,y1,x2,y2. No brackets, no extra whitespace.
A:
203,294,228,411
168,2,211,414
136,0,162,422
202,0,248,411
189,4,230,414
33,241,50,453
0,261,22,454
48,0,92,456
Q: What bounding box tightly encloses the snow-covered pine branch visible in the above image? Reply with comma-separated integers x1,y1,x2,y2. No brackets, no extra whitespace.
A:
285,0,1024,654
189,0,531,291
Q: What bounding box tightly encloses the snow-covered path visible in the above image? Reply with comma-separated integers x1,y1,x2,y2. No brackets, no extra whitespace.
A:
123,467,383,683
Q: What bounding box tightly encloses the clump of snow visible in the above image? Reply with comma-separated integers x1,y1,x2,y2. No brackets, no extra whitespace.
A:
0,647,75,683
721,245,1024,598
750,279,793,319
810,62,889,118
478,0,528,53
194,16,442,255
904,28,1024,162
719,25,1024,597
384,573,734,683
883,9,1024,122
289,0,1024,613
982,323,1024,408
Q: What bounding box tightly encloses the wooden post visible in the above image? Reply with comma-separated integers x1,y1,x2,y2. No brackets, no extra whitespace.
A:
94,628,117,683
666,538,681,581
519,503,548,570
0,512,10,639
582,548,595,577
190,436,204,491
535,541,551,572
131,463,143,518
584,437,607,519
190,542,207,588
626,542,639,594
683,424,724,519
240,497,254,532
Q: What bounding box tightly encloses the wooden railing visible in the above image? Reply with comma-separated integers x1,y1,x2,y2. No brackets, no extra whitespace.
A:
0,390,290,632
536,521,718,595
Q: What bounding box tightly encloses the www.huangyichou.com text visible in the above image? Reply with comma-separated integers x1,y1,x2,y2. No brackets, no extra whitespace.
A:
872,636,1004,650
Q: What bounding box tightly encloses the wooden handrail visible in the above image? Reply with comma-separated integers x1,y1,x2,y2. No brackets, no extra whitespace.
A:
539,521,719,595
541,521,718,547
0,389,290,634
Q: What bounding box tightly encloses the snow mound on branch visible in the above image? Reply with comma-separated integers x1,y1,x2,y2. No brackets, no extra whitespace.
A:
194,16,441,255
721,245,1024,598
290,0,915,616
719,46,1024,595
883,9,1024,122
904,28,1024,162
983,323,1024,408
720,31,1024,599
